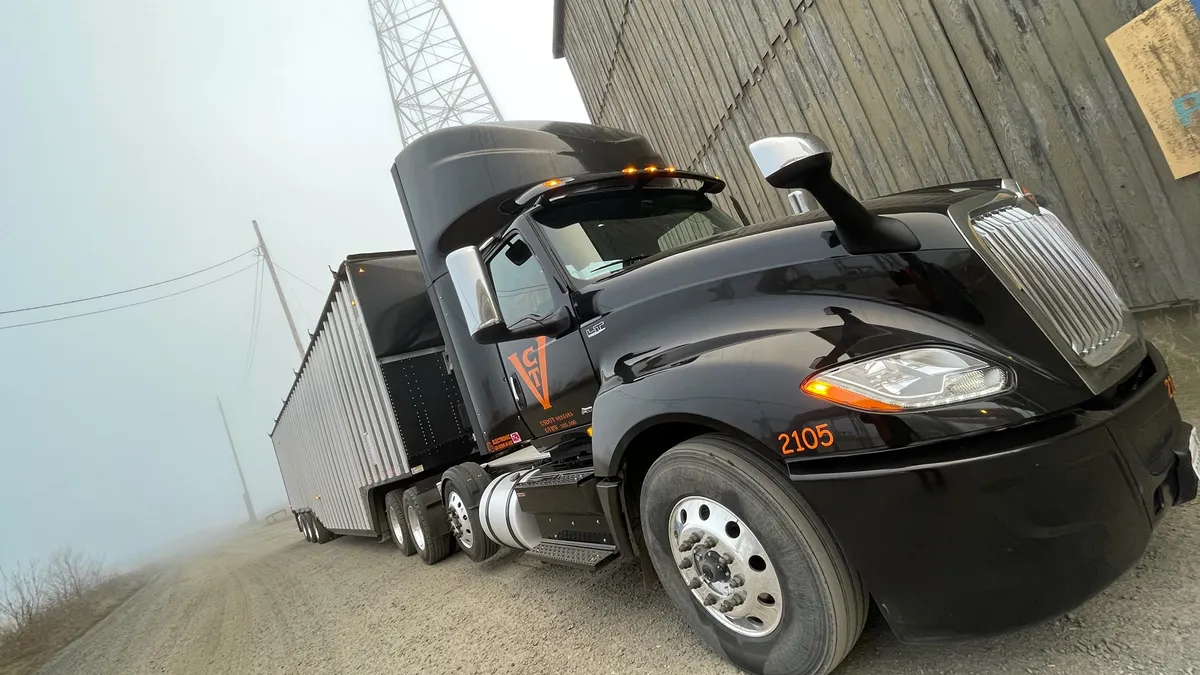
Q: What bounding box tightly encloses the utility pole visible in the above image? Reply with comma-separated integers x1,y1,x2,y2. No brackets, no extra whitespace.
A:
252,220,305,358
217,397,257,524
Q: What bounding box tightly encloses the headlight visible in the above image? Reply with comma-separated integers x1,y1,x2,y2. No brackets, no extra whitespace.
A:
801,347,1012,412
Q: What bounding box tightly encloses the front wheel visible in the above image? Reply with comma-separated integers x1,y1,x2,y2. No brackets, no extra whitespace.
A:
641,434,867,675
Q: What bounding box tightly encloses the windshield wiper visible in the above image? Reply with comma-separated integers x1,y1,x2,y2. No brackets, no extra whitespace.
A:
589,255,652,275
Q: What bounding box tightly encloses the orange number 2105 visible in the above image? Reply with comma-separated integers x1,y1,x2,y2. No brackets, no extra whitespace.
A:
778,424,834,455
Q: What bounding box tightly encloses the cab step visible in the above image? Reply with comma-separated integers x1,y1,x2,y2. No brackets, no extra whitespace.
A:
526,541,618,571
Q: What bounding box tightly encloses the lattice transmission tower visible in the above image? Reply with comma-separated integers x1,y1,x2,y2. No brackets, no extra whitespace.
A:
368,0,501,145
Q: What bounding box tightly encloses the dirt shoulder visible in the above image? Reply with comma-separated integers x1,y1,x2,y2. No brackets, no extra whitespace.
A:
0,573,150,675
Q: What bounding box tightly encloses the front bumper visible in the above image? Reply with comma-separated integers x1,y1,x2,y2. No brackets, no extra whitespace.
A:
791,348,1197,643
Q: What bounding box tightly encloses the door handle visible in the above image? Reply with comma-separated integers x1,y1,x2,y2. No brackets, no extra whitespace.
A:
508,374,526,407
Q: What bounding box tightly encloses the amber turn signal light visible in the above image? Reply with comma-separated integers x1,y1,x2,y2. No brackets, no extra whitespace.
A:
801,378,904,413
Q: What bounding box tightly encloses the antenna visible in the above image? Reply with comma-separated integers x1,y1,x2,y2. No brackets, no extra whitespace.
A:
367,0,502,145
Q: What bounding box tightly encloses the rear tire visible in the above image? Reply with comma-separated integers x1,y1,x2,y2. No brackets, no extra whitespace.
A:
312,515,335,544
385,489,416,556
402,487,451,565
442,464,499,562
301,513,314,542
640,434,867,675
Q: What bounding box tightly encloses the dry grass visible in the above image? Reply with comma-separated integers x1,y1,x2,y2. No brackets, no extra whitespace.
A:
0,573,148,675
1139,308,1200,423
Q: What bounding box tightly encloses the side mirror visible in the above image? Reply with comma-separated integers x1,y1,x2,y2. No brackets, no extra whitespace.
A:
446,246,506,343
445,246,574,345
748,133,919,255
749,134,833,189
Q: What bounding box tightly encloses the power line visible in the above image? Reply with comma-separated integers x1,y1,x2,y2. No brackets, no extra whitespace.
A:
0,248,258,316
273,263,326,295
0,262,258,331
240,257,266,387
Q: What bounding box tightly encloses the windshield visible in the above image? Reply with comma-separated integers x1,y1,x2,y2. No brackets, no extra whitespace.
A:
533,190,741,282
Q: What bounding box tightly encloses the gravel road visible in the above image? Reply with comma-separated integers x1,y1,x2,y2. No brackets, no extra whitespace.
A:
36,499,1200,675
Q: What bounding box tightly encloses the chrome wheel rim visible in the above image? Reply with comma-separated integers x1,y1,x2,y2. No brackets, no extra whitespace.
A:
387,505,405,547
446,490,473,550
669,496,783,637
406,504,426,551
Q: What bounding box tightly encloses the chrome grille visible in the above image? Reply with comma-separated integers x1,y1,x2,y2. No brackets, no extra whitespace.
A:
970,206,1131,367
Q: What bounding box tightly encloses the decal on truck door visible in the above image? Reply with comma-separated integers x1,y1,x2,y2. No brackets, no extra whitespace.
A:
508,336,551,410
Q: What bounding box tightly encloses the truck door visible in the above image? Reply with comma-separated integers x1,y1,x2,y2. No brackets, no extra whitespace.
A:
486,232,598,439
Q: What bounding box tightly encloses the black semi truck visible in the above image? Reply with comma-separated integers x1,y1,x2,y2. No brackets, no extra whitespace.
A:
271,121,1199,675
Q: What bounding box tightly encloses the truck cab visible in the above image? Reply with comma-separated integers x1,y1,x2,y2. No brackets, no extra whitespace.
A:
386,120,1199,675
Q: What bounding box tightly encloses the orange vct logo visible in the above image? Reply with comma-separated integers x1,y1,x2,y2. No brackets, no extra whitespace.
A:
508,336,551,410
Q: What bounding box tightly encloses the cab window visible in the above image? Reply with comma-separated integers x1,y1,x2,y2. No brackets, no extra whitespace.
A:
487,235,555,325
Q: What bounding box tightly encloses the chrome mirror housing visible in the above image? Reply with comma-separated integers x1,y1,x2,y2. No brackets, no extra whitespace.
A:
445,246,504,343
749,134,832,188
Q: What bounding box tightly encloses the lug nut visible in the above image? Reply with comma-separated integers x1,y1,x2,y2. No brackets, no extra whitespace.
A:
701,536,717,549
703,594,718,607
679,558,693,570
718,593,746,613
730,574,744,588
721,553,735,565
678,533,700,552
687,577,702,589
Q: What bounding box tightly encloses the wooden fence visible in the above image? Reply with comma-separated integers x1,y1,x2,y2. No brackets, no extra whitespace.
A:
561,0,1200,310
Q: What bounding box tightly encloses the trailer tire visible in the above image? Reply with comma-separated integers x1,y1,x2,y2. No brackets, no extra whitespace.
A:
313,515,335,544
442,464,499,562
385,489,416,556
301,513,314,542
402,487,451,565
640,434,867,675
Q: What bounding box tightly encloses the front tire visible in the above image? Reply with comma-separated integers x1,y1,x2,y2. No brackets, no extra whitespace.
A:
385,489,416,556
640,434,867,675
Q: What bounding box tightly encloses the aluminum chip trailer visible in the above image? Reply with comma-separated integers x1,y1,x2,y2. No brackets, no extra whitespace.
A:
270,251,480,545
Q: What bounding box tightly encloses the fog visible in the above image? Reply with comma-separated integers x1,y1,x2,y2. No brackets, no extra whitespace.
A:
0,0,586,570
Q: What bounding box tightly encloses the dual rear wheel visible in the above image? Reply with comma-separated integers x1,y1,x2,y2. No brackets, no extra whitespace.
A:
383,463,498,565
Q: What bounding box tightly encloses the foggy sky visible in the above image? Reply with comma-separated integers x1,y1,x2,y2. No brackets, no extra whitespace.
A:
0,0,587,570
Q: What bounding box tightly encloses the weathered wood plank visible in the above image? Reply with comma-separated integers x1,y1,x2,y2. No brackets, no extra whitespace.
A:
659,0,727,153
623,1,700,164
816,0,920,190
793,6,898,196
900,0,1008,179
562,0,602,117
845,0,950,186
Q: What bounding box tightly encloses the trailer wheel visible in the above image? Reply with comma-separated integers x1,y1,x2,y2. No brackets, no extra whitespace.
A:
442,464,499,562
641,434,867,675
301,513,314,542
312,515,335,544
385,489,416,556
401,487,451,565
